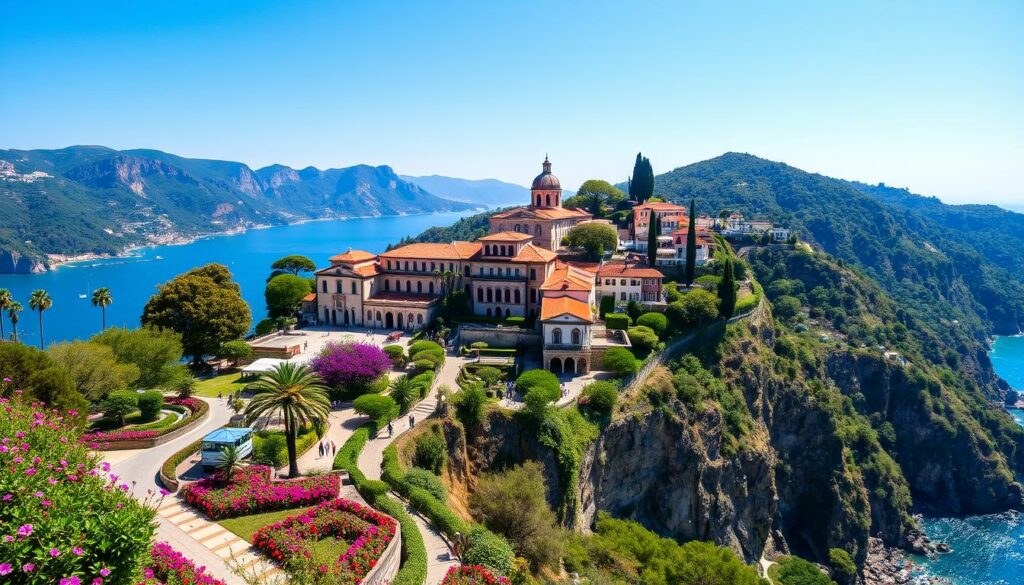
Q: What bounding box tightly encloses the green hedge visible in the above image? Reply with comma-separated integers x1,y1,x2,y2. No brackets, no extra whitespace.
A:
599,295,615,317
477,348,516,356
604,313,630,330
735,279,764,315
159,438,201,492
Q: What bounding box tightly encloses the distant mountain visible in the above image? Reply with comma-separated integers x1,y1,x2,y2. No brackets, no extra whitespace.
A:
625,152,1024,338
0,146,476,273
400,174,529,207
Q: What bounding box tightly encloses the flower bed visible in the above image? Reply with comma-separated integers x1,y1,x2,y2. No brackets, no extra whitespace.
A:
252,498,396,581
441,565,512,585
81,396,209,449
182,466,339,519
137,542,226,585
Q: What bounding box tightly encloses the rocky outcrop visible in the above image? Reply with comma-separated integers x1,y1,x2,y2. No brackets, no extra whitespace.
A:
0,250,47,274
576,406,776,563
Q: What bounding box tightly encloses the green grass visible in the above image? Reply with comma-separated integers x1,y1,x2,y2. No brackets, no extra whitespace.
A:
218,506,348,563
194,372,249,398
89,409,177,432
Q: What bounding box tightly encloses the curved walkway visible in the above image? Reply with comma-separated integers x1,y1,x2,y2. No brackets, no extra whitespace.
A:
358,355,467,584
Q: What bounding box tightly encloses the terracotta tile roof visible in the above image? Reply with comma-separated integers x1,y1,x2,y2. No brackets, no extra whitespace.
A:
302,293,316,302
330,249,376,263
564,261,600,274
596,262,664,279
380,241,479,260
541,263,594,292
635,202,687,211
478,231,534,241
540,296,593,322
353,264,380,277
512,243,558,263
670,227,716,245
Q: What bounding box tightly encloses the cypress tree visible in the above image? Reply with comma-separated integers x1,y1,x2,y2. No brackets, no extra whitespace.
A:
717,258,737,318
685,198,697,285
630,153,643,202
642,157,655,202
647,215,660,266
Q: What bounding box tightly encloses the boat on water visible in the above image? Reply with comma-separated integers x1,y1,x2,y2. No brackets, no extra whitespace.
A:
155,255,164,261
78,293,87,299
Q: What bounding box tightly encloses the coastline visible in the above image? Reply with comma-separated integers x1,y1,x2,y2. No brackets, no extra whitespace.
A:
41,208,481,272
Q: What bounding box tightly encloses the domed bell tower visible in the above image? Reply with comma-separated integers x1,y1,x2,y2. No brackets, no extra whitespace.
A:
530,155,562,208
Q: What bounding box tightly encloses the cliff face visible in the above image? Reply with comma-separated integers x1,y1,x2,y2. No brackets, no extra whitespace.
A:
0,250,47,274
576,405,776,563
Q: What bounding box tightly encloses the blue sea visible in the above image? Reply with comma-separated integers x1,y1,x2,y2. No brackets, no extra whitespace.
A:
0,212,471,346
912,335,1024,585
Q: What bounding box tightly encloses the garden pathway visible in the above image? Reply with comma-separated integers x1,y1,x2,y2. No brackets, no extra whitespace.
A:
358,353,468,584
295,403,366,474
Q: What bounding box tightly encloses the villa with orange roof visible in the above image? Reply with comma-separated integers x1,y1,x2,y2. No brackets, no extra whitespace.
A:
631,201,688,252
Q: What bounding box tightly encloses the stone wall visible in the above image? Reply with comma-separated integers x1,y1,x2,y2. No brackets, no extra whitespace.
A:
458,324,542,348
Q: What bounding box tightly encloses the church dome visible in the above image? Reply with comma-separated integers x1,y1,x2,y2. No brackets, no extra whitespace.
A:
531,155,561,190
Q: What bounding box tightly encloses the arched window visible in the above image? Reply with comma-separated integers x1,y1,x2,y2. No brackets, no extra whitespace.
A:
336,280,342,293
546,194,551,206
514,289,521,304
324,307,329,322
485,245,491,255
535,195,541,206
367,310,372,320
504,289,511,303
571,329,581,344
321,280,327,293
417,281,423,293
553,328,562,344
477,287,484,302
404,261,409,271
406,280,412,292
376,311,382,322
505,308,511,317
429,282,434,294
431,262,436,271
514,224,521,233
464,266,470,277
384,279,390,292
486,289,493,303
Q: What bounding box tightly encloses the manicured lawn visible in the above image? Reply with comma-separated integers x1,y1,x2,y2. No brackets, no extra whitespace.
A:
218,507,348,562
89,409,178,432
195,372,249,398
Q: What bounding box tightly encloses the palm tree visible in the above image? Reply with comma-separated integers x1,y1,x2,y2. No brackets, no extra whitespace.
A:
91,287,113,330
0,288,11,341
8,301,23,343
389,375,419,414
243,362,330,478
215,444,245,483
173,374,198,398
28,289,52,349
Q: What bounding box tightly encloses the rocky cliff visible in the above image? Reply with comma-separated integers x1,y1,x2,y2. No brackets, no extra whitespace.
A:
0,250,47,274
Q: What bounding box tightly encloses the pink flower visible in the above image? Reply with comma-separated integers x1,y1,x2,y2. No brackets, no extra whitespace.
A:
17,524,33,537
99,568,111,577
22,563,35,572
60,577,80,585
0,563,12,576
73,546,85,555
50,548,61,557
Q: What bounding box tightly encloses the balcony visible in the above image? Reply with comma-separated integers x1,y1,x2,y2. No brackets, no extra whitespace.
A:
545,343,589,350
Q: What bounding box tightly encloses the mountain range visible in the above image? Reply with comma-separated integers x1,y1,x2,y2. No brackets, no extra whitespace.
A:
400,174,528,207
0,146,477,273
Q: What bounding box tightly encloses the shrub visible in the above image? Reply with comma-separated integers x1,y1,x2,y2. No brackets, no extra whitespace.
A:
253,432,287,467
254,318,277,336
410,371,435,398
0,396,156,584
581,380,619,414
455,385,487,425
663,281,684,302
774,295,803,320
604,313,630,330
413,359,437,373
602,347,639,376
599,295,615,317
138,390,164,422
405,468,447,501
373,494,428,585
441,565,511,585
412,350,444,369
828,548,857,584
775,556,834,585
475,366,503,386
462,525,516,576
390,376,421,414
353,394,398,423
409,340,444,356
383,344,407,366
470,341,489,350
678,289,721,326
103,389,139,426
516,370,560,402
144,542,227,585
636,312,669,337
413,427,448,474
160,438,201,492
627,325,659,353
310,342,392,392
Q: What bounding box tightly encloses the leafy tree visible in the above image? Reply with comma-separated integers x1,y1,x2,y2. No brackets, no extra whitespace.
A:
7,301,22,343
137,390,164,421
389,375,419,414
516,370,560,402
244,362,330,478
475,366,503,386
673,289,721,329
775,556,835,585
217,339,254,367
599,295,616,317
173,374,198,398
646,215,661,266
0,287,10,340
565,223,618,260
470,461,564,569
582,380,618,414
270,254,317,276
412,427,448,475
141,264,252,365
627,325,659,353
0,342,86,413
685,198,697,285
626,299,644,323
773,295,803,320
103,390,139,426
563,179,626,217
636,312,669,337
663,282,684,303
352,393,399,423
602,347,639,376
91,287,113,330
28,289,53,349
265,273,312,318
47,341,140,400
455,383,487,426
91,326,187,389
717,258,737,318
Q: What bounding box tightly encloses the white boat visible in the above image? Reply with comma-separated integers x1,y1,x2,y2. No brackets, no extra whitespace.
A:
78,293,87,299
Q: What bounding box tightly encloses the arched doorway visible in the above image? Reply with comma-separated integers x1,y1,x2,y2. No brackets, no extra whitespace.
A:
343,309,350,325
397,313,404,329
408,314,415,330
331,309,337,325
385,312,394,329
564,357,576,375
550,357,563,375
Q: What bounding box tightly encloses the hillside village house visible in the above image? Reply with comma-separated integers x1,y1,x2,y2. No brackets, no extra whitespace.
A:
595,261,664,303
631,201,688,252
660,226,716,268
720,212,790,240
314,157,647,375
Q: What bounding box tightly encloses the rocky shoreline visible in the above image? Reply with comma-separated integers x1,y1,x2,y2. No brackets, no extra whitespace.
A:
862,537,956,585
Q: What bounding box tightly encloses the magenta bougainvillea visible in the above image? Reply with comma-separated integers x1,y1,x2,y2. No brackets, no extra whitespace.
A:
182,466,339,520
441,565,512,585
252,498,396,580
310,342,391,389
137,542,226,585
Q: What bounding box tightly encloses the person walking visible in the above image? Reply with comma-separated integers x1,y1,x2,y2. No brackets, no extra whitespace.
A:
388,421,394,437
408,414,415,428
331,441,336,457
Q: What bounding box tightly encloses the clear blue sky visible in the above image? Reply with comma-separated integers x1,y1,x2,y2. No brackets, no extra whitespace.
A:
2,1,1021,206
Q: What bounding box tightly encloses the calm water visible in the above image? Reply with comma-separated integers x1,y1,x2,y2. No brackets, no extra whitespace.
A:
913,335,1024,585
0,212,471,346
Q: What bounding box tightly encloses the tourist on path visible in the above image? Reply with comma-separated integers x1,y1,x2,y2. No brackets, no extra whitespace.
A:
388,421,394,437
408,414,415,429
